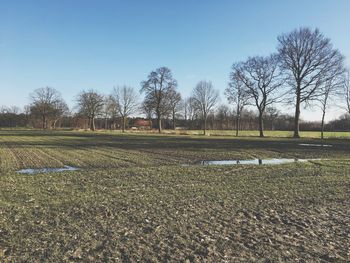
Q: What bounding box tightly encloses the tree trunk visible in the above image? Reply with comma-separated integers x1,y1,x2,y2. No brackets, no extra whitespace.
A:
293,89,301,138
157,113,162,133
122,116,126,133
235,115,239,137
321,110,326,140
258,111,264,137
53,119,58,130
203,115,207,135
90,117,95,131
149,117,152,130
172,109,176,130
42,115,46,130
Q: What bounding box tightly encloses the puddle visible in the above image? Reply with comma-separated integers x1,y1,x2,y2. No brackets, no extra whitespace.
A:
17,166,79,175
299,143,332,147
186,158,316,166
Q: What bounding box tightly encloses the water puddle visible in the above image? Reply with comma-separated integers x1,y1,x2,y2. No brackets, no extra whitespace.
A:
299,143,332,147
17,166,79,175
187,158,316,166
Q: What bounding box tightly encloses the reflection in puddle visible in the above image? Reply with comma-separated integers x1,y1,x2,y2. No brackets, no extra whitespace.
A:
17,166,79,174
299,143,332,147
190,158,315,166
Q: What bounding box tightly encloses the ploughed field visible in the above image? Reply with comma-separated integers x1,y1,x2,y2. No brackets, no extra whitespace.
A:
0,130,350,262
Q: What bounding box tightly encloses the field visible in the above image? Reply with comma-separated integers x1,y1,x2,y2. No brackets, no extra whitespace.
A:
154,130,350,139
1,130,350,262
68,129,350,139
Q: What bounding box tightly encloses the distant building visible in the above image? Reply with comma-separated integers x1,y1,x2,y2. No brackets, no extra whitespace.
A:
132,119,152,130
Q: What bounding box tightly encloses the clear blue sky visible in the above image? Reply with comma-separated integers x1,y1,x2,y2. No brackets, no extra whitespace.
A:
1,0,349,121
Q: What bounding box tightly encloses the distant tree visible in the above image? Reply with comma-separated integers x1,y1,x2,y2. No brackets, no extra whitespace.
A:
317,70,344,139
23,105,31,127
265,106,279,131
141,100,153,130
278,27,345,138
102,95,117,130
29,87,64,129
216,104,231,130
168,89,182,130
0,106,24,128
51,100,69,129
327,113,350,131
232,54,285,137
184,97,198,121
344,71,350,114
239,109,258,130
76,90,105,131
192,81,219,135
140,67,177,133
183,97,199,129
225,68,251,136
5,106,21,115
112,86,139,132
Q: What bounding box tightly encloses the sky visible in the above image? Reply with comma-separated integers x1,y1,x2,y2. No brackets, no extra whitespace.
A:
0,0,349,121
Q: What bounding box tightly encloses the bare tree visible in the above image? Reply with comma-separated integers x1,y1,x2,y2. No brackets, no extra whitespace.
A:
23,105,31,127
233,55,284,137
317,71,344,139
29,87,63,129
141,100,153,130
225,68,251,136
0,106,23,128
140,67,177,133
344,71,350,114
183,97,199,129
5,106,21,115
278,27,345,138
110,96,120,130
76,90,105,131
112,86,139,132
51,100,69,129
102,96,117,130
216,104,231,129
168,89,182,130
184,97,198,122
265,106,279,131
192,81,219,135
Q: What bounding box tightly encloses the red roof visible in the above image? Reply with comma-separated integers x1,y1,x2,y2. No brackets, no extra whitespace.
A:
134,119,150,126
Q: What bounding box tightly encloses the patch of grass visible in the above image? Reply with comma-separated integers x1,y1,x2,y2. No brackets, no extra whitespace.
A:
116,129,350,139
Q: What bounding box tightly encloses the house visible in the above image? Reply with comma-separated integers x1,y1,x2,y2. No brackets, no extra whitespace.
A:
132,119,152,130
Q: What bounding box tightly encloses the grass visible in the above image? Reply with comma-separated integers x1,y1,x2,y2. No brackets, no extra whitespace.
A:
0,130,350,262
2,128,350,138
103,129,350,139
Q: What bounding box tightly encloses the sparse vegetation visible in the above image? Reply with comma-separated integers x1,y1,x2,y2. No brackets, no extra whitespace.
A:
1,130,349,261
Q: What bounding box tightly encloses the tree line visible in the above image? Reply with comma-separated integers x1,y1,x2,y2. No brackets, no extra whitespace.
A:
1,27,350,138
